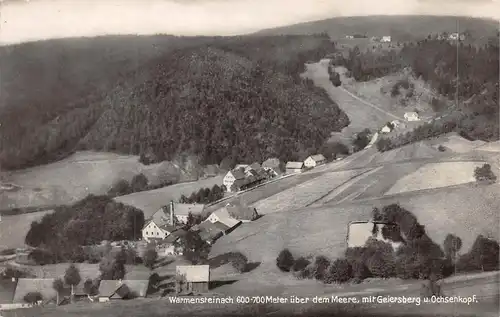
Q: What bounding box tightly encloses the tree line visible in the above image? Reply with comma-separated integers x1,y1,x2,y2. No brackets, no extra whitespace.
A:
277,204,499,286
0,34,348,171
179,184,225,204
25,195,145,264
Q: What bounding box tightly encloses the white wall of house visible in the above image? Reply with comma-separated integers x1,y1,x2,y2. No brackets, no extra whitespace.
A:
381,126,391,133
223,172,236,192
304,157,317,168
142,222,169,242
99,297,110,303
207,213,220,223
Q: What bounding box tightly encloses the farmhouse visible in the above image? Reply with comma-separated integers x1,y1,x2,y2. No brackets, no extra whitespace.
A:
448,32,459,40
381,125,392,134
176,265,210,294
142,219,176,242
13,278,57,304
98,280,149,303
192,221,225,245
304,154,326,168
285,161,304,174
222,168,246,192
207,208,241,230
224,204,259,222
381,36,391,42
262,158,281,175
156,229,188,256
404,112,420,122
223,164,268,193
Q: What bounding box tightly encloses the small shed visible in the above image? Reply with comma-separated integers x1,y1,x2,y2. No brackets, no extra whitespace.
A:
176,265,210,294
285,161,304,174
404,112,420,122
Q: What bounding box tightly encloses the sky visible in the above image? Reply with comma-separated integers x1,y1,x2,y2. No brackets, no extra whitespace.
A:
0,0,499,45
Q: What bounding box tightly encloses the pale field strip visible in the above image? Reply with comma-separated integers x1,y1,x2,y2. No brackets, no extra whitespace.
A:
386,161,486,195
250,169,371,214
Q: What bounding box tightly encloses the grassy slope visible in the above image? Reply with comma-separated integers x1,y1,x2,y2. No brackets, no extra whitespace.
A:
0,151,200,210
0,210,53,249
256,15,499,42
114,176,224,219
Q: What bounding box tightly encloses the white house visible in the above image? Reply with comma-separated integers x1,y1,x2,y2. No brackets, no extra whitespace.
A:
222,168,246,192
142,220,176,242
404,112,420,122
285,161,304,174
207,208,241,230
381,125,392,134
381,36,391,43
448,33,459,40
303,154,326,168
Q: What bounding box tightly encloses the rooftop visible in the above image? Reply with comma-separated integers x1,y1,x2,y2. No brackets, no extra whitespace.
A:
176,265,210,283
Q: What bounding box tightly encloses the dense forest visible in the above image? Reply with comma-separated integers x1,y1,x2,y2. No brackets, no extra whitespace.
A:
0,34,348,170
24,195,145,262
337,37,499,142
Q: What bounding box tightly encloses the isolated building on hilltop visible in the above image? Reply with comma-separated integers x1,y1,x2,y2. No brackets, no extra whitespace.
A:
304,154,326,168
285,161,304,174
176,265,210,294
381,36,391,42
404,112,420,122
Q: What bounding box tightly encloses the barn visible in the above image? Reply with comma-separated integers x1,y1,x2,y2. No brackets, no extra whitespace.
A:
176,265,210,294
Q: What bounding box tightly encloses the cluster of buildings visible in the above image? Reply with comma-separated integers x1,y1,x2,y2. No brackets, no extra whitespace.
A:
1,264,212,309
141,200,259,255
222,162,278,193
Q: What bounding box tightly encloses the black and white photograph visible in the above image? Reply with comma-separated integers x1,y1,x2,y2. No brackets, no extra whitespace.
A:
0,0,499,316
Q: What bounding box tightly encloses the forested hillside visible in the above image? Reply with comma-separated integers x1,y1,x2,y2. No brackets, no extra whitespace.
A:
337,37,499,142
0,34,348,170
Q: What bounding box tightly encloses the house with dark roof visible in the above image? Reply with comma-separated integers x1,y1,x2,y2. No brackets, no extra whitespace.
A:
176,265,210,294
262,158,282,176
98,280,149,303
192,221,225,245
222,168,246,192
207,209,241,231
304,154,326,168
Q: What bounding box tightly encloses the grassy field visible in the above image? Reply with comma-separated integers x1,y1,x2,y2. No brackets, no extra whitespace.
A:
0,151,198,210
386,161,486,195
0,210,53,250
114,176,223,219
210,181,499,291
250,169,371,214
302,60,396,138
204,173,322,214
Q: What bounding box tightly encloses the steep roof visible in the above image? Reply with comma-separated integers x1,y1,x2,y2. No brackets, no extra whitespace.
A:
228,169,246,180
203,164,220,176
286,161,304,169
13,278,57,303
210,209,241,228
308,154,326,162
176,265,210,283
262,158,280,169
246,162,262,172
234,164,249,170
225,205,259,221
404,111,419,117
98,280,148,299
163,229,188,244
212,221,230,232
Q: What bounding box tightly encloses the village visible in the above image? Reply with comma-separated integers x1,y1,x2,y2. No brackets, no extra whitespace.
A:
0,151,346,311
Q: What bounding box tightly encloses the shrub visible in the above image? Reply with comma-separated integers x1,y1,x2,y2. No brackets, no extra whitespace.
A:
231,253,248,273
143,248,158,269
324,259,352,284
276,249,295,272
291,257,310,272
456,235,499,272
353,129,371,152
130,174,149,192
312,255,331,280
438,145,446,152
474,164,497,183
23,292,43,304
